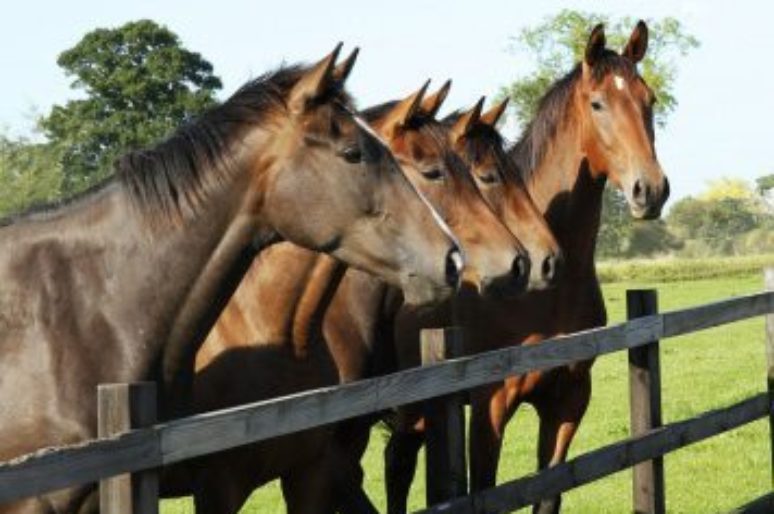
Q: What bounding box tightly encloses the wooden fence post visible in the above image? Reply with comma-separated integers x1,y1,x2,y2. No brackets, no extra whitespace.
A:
98,382,158,514
765,268,774,488
627,289,665,514
421,327,467,506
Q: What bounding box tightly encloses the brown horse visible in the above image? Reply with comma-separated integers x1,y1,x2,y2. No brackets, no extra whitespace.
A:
0,47,462,514
300,94,564,512
162,81,532,514
385,21,670,514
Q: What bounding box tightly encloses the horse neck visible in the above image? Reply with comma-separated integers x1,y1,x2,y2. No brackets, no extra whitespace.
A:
117,136,284,415
522,110,606,276
290,253,347,358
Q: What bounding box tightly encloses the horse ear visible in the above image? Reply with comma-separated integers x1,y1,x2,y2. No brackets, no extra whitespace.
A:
584,23,607,67
622,20,649,63
450,96,485,144
480,97,509,128
332,47,359,84
380,80,430,139
289,43,343,114
420,79,452,118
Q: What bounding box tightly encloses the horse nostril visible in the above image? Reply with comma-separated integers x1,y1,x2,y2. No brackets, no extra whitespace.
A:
512,254,530,284
542,254,555,282
445,248,463,288
633,178,652,206
633,179,643,203
541,251,564,284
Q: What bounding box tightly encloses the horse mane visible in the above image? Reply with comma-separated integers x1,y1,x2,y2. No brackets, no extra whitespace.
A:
1,64,352,227
441,111,523,185
509,50,638,181
118,64,307,222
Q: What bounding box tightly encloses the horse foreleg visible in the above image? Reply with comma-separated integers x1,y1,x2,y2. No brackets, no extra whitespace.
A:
469,383,510,492
281,457,336,514
384,409,424,514
532,368,591,514
192,455,253,514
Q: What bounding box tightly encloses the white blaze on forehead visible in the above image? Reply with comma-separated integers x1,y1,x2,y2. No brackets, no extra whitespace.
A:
613,75,626,91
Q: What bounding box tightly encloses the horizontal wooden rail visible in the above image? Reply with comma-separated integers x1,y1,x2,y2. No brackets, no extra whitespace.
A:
0,291,772,504
417,393,771,514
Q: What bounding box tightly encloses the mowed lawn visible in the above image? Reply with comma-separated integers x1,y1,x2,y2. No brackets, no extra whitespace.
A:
162,272,771,513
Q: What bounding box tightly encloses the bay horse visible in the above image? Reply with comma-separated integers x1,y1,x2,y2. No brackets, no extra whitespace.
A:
163,81,534,514
385,21,670,514
0,47,463,514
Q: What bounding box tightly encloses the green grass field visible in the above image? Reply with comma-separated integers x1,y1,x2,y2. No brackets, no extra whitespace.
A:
162,270,772,513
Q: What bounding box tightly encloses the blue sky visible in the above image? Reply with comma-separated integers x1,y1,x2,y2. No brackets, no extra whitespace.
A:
1,0,772,202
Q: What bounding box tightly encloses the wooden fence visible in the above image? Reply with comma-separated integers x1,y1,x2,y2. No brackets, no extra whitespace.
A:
1,271,774,513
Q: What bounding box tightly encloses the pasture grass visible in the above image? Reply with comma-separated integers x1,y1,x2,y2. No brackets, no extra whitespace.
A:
161,271,772,513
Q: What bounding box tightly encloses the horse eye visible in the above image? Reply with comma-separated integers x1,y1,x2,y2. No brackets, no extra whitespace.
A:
591,100,604,112
421,168,445,181
478,173,499,185
341,146,362,164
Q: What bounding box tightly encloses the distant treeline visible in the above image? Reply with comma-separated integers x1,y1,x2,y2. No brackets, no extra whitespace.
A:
597,177,774,260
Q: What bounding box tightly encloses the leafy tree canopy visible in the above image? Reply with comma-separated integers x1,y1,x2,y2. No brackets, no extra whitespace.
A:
39,19,222,193
0,135,62,217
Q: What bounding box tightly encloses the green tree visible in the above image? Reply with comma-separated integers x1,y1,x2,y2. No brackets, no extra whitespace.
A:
756,174,774,193
757,173,774,209
39,19,222,193
596,186,630,257
0,135,63,216
502,10,699,128
625,220,682,257
668,195,761,255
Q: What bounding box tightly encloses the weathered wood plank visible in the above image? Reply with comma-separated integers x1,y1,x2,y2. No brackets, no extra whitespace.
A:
765,268,774,488
416,393,770,514
98,383,158,514
662,291,774,338
0,429,160,504
0,292,772,502
627,290,665,514
422,328,467,506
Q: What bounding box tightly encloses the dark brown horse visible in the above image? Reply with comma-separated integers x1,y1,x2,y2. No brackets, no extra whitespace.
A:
0,48,462,514
385,21,670,514
163,81,533,514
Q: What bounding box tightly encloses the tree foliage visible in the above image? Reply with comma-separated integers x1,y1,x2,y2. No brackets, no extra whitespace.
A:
0,135,62,217
502,10,699,128
756,174,774,211
757,174,774,195
39,19,222,193
668,195,761,254
597,186,682,258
